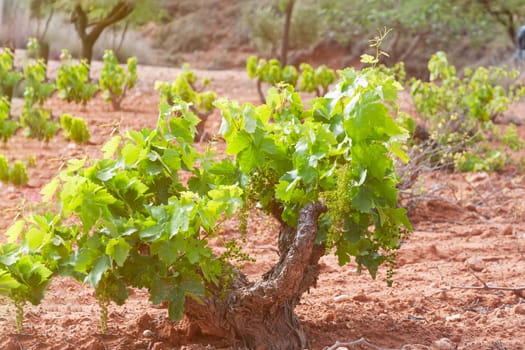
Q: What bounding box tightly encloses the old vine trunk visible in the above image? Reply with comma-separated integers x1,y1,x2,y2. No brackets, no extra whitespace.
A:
183,203,327,350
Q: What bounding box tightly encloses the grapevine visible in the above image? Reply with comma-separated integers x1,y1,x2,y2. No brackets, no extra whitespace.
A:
0,59,410,340
99,50,138,110
10,161,29,187
0,48,22,102
155,66,217,141
408,51,525,173
246,55,336,102
0,154,9,182
22,60,54,107
60,114,91,144
56,49,98,105
0,97,18,144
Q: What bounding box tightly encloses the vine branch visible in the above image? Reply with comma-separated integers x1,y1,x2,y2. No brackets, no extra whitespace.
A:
434,266,525,296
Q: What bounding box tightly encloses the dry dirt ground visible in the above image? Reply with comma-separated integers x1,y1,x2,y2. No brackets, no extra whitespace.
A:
0,61,525,350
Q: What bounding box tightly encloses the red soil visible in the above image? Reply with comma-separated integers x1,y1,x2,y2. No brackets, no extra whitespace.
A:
0,62,524,350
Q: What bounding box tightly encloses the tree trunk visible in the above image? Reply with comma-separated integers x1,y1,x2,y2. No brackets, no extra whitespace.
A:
116,20,130,59
81,36,96,66
70,2,134,65
280,0,295,66
39,41,50,66
183,203,327,350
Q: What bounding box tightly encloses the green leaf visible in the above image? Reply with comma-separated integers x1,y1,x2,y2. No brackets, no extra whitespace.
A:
390,142,409,163
0,244,20,266
96,162,119,181
75,182,117,231
140,224,165,242
237,146,261,173
74,247,99,273
358,253,384,279
151,237,181,265
41,178,59,202
167,294,186,321
256,104,272,124
207,185,243,216
149,276,172,305
243,106,257,133
225,132,251,155
6,220,25,243
180,273,205,296
65,157,87,173
0,269,20,295
185,239,210,264
25,227,46,251
169,203,192,236
105,238,131,267
85,255,110,288
169,118,194,143
162,148,181,171
352,186,374,212
121,143,141,166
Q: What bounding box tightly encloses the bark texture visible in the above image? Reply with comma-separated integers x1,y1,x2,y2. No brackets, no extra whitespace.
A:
70,2,133,65
184,203,327,350
280,0,296,66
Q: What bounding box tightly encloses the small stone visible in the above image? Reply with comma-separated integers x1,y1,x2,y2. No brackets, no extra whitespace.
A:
515,304,525,315
335,347,349,350
431,337,455,350
465,256,485,272
445,314,462,322
143,329,155,337
333,294,351,303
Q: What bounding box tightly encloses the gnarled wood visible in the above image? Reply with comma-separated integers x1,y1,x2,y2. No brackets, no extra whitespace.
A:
184,202,327,349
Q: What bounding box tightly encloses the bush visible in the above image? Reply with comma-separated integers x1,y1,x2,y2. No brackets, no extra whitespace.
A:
398,51,525,189
0,48,22,101
22,60,55,107
99,50,138,110
1,63,410,346
243,1,321,55
246,56,336,102
10,161,29,187
0,155,9,182
154,66,216,141
0,97,18,144
20,97,59,143
60,114,91,144
56,50,98,105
